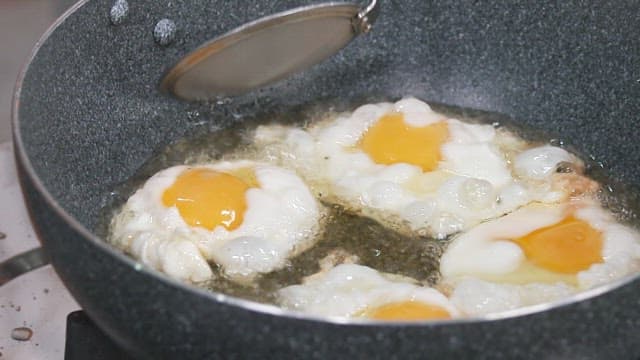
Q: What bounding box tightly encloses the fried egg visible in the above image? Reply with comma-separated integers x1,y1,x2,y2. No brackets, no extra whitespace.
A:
440,198,640,315
278,264,459,321
109,161,321,283
255,98,585,238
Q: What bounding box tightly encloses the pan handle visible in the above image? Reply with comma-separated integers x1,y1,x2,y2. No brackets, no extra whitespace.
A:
0,247,50,286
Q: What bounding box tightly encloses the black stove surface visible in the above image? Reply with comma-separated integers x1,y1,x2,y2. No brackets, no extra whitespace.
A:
65,311,134,360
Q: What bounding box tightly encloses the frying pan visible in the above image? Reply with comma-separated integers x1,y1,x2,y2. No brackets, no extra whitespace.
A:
12,0,640,358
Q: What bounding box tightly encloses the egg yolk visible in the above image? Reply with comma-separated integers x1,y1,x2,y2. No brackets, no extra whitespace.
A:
358,112,449,172
513,216,603,274
367,301,451,321
162,168,252,231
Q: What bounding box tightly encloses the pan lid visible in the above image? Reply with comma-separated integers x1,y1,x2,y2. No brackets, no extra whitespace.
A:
160,1,379,101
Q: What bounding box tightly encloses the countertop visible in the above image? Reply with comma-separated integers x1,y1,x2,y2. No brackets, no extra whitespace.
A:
0,141,80,360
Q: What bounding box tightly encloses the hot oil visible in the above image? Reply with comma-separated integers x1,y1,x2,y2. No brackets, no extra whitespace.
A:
200,203,444,303
96,98,640,305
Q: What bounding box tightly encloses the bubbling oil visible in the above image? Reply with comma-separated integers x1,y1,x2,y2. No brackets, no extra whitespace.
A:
96,99,640,304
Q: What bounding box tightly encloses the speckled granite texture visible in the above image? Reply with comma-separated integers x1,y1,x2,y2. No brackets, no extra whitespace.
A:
13,0,640,359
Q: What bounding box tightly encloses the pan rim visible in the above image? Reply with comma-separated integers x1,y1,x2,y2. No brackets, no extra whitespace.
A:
10,0,640,328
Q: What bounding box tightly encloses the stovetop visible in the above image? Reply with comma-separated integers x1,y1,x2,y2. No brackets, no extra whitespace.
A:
65,311,132,360
0,141,81,359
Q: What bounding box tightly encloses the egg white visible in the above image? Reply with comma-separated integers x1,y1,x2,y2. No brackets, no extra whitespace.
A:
109,161,322,283
277,263,459,319
574,204,640,288
448,278,574,317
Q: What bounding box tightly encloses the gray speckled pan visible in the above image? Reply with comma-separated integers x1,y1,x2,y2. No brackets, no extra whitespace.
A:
12,0,640,358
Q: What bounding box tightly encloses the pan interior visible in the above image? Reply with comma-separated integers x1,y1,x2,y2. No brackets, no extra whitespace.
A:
94,96,640,308
15,0,640,311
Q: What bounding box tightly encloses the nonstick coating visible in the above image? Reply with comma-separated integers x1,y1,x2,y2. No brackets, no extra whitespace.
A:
13,0,640,359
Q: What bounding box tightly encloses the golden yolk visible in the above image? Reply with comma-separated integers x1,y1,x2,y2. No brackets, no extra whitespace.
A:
367,301,451,321
513,216,603,274
358,112,449,172
162,168,252,231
